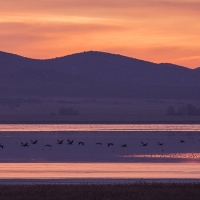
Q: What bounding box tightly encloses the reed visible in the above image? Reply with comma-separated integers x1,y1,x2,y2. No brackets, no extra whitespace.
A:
0,183,200,200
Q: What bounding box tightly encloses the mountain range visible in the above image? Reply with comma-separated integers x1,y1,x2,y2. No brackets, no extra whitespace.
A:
0,50,200,99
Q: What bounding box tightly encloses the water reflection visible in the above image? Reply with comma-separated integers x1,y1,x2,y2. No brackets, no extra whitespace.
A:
124,153,200,159
1,163,200,179
0,124,200,132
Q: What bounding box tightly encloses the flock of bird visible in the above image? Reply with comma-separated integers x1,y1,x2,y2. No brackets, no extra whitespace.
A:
1,136,199,161
0,139,186,149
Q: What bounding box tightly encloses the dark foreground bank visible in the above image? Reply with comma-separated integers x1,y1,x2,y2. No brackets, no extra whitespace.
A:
0,183,200,200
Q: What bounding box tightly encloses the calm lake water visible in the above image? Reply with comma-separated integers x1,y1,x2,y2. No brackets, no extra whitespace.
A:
0,124,200,132
0,124,200,181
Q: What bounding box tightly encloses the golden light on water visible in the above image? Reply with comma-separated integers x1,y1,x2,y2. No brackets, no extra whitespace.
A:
123,153,200,161
1,163,200,179
0,124,200,132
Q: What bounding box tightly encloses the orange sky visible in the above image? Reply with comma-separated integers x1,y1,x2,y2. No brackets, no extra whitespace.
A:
0,0,200,68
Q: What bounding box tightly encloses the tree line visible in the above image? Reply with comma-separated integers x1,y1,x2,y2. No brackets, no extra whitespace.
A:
167,104,200,116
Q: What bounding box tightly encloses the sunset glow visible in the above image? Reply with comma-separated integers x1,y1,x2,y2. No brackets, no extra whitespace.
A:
0,0,200,68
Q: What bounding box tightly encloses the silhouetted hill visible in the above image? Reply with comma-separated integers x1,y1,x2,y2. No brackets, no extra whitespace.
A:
0,51,200,99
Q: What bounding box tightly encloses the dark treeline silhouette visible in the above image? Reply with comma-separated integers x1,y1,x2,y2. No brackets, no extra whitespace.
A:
167,104,200,116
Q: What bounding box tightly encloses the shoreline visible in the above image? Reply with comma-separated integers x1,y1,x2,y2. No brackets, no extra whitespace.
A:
1,121,200,124
1,178,200,185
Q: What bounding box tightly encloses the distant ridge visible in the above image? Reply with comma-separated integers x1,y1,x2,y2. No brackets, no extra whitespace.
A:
0,50,200,99
0,50,190,67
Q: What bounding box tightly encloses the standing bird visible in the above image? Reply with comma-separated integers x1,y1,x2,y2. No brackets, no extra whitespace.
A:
67,140,74,145
57,140,63,144
30,140,37,144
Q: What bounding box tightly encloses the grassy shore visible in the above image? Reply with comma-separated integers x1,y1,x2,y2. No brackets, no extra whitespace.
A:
0,183,200,200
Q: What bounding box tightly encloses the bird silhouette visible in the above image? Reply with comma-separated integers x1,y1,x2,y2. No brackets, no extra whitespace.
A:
78,142,84,146
45,144,51,147
96,142,102,145
141,142,148,146
157,142,163,146
57,140,63,144
67,139,74,145
121,144,127,147
21,142,29,147
30,140,37,144
180,140,185,143
0,144,4,149
107,143,114,147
